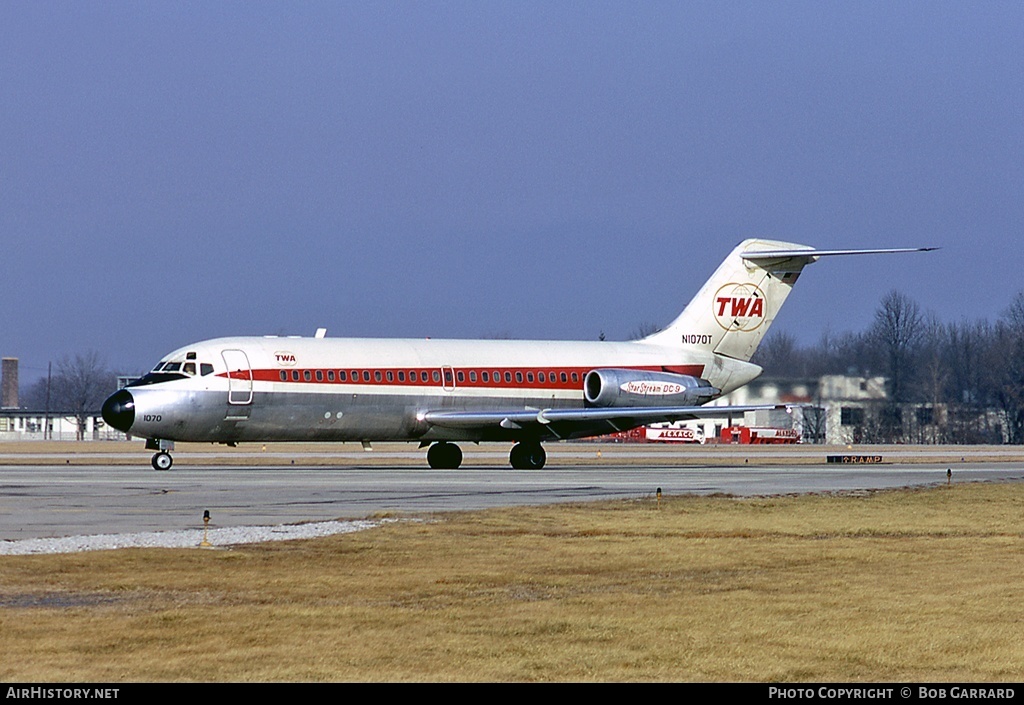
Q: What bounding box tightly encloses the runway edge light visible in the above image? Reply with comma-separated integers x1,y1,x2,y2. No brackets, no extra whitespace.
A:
200,510,212,548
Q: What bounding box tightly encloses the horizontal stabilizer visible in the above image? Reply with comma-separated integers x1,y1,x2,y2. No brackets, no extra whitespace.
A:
742,246,938,261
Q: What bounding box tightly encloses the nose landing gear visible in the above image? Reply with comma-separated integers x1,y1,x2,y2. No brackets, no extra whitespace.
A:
145,439,175,471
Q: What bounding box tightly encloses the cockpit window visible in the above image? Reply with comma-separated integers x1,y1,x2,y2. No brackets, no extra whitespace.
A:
127,371,188,387
143,356,213,383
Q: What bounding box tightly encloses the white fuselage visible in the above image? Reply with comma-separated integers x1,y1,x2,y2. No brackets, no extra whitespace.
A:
118,335,761,444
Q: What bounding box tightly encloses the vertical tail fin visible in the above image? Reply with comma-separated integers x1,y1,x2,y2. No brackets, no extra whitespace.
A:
640,239,817,362
640,239,936,362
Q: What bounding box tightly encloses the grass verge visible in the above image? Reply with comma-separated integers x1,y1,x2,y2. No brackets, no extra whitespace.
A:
1,482,1023,681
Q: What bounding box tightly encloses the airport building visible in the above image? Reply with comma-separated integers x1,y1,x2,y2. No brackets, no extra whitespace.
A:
671,374,967,445
0,358,128,441
0,410,117,442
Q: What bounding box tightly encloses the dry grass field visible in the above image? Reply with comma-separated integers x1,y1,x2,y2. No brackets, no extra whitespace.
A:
1,480,1023,682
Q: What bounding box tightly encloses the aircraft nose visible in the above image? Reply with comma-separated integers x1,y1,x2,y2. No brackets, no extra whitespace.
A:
101,389,135,433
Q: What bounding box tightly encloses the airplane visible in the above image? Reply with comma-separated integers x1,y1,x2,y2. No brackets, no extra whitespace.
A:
101,239,934,471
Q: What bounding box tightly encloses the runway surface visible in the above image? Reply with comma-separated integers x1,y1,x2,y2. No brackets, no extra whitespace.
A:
2,443,1023,541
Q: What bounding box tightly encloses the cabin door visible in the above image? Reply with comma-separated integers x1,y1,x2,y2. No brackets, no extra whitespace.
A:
222,349,253,405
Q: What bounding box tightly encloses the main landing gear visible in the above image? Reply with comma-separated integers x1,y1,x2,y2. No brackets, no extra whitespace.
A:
509,441,546,470
426,441,463,469
425,441,546,470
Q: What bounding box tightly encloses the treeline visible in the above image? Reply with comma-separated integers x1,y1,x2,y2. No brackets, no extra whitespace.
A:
19,351,118,440
752,290,1024,444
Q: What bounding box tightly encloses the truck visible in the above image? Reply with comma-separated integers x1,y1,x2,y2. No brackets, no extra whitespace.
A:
719,426,800,444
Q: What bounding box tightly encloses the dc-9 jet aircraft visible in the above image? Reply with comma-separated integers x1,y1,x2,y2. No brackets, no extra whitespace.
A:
102,239,933,470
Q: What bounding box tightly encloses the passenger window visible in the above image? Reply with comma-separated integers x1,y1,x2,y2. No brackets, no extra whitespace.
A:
432,370,440,383
303,370,311,381
279,371,287,382
363,371,371,382
457,371,464,383
398,371,406,382
560,372,567,383
482,371,489,383
339,370,347,381
292,370,300,381
387,371,394,382
469,371,477,383
516,372,523,383
316,370,324,382
374,370,382,382
327,370,335,382
504,371,511,383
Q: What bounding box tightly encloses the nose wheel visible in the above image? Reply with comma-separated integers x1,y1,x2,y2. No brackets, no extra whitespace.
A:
151,451,173,471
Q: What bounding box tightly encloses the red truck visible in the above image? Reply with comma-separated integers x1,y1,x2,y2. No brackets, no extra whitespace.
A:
720,426,800,444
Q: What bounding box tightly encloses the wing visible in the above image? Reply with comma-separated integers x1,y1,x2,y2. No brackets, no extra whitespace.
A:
422,404,793,440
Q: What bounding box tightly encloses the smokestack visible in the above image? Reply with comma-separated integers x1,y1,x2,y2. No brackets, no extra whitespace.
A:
1,357,18,409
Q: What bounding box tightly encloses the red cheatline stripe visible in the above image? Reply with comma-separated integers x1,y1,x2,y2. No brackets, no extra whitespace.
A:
219,364,705,390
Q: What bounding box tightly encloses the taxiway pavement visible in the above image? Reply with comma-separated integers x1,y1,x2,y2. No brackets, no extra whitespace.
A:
1,443,1022,541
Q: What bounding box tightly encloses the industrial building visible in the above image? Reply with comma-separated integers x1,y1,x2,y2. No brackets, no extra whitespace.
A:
0,357,125,441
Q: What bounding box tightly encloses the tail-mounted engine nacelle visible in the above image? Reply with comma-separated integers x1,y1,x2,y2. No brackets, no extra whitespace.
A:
583,368,720,408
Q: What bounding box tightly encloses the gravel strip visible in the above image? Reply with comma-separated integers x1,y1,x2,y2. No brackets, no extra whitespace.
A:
0,520,380,555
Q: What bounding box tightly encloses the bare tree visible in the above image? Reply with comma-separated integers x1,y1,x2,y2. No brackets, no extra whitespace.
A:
990,291,1024,443
752,330,799,376
19,377,49,410
868,291,924,441
52,351,116,441
914,314,949,443
1005,290,1024,332
870,290,924,403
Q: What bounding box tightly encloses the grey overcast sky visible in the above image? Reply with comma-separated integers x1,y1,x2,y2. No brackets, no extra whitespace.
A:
2,1,1022,382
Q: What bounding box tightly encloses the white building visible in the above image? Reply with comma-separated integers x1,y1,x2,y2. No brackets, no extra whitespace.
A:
0,410,121,442
674,374,897,445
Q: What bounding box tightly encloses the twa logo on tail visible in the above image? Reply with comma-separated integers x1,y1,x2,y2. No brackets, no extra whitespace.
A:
713,283,766,332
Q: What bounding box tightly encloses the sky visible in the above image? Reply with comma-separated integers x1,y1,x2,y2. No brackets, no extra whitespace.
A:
2,1,1022,384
